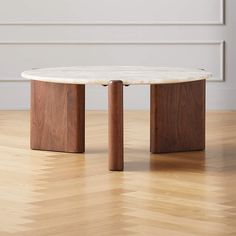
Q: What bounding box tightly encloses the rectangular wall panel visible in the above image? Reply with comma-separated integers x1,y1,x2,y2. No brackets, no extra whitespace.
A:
0,0,224,25
0,41,224,82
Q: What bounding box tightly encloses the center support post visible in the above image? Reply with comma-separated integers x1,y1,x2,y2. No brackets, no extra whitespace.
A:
108,80,124,171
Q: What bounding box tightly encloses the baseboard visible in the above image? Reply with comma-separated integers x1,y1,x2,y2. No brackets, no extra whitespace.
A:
0,82,236,110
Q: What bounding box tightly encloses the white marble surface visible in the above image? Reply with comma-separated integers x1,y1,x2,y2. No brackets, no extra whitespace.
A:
21,66,212,85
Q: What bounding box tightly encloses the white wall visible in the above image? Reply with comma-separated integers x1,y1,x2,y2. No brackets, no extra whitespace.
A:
0,0,235,110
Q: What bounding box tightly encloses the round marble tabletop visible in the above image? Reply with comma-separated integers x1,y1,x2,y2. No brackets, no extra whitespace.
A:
21,66,212,85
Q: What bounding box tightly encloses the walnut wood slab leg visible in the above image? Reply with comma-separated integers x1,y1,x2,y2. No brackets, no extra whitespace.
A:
150,80,205,153
31,80,85,153
108,80,124,171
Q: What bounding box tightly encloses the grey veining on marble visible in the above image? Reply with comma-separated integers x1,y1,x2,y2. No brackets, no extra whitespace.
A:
21,66,212,85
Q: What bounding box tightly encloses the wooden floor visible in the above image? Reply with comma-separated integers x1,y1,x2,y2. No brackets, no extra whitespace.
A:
0,111,235,236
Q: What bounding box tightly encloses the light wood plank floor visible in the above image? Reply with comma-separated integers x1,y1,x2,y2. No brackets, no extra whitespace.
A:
0,111,235,236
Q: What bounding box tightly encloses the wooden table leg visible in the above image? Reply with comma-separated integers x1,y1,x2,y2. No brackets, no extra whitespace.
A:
150,80,205,153
108,80,124,171
31,80,85,153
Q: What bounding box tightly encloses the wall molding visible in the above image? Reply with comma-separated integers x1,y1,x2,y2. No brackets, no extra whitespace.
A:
0,0,225,26
0,40,225,82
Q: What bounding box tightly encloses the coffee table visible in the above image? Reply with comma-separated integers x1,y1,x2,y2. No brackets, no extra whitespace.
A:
21,66,211,171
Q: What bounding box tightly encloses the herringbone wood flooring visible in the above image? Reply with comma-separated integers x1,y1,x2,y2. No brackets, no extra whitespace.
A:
0,111,235,236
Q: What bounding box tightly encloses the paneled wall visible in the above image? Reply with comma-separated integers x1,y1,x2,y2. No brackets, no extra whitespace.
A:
0,0,235,110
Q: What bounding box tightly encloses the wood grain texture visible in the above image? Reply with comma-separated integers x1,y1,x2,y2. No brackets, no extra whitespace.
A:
150,80,205,153
0,111,236,236
108,80,124,171
31,80,85,153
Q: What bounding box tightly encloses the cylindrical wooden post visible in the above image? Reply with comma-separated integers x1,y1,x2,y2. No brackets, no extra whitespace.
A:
108,80,124,171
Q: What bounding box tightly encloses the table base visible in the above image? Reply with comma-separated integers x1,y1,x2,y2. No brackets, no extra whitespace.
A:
30,80,205,171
